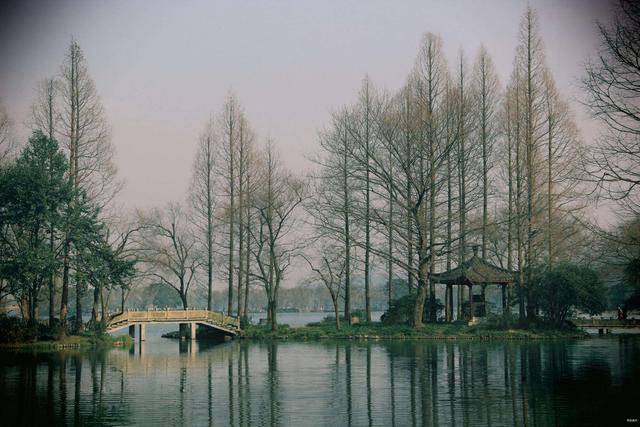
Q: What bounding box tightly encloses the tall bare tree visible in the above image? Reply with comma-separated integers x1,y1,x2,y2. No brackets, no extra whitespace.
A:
29,78,61,326
190,118,217,310
58,39,120,331
310,110,357,325
347,76,377,322
249,141,304,330
472,47,501,260
216,93,241,315
236,114,255,317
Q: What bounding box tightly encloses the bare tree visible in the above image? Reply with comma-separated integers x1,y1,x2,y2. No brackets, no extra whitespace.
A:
0,103,16,313
138,204,199,310
58,39,121,331
249,141,304,331
216,93,241,315
309,110,357,325
190,118,217,310
472,47,501,260
0,100,16,165
542,72,584,265
302,243,346,330
583,0,640,215
338,35,451,327
511,8,550,320
236,114,255,317
346,76,378,322
28,78,61,327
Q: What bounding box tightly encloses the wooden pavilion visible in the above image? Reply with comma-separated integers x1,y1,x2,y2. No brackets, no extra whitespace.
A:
431,246,517,321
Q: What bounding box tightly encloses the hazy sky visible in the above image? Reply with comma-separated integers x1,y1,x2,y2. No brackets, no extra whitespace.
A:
0,0,614,212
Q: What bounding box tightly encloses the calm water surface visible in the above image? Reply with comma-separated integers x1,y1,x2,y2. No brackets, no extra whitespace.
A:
1,324,639,426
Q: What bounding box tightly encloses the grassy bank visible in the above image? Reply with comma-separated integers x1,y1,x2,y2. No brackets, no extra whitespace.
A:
0,333,133,350
0,335,133,351
0,315,133,350
241,321,588,341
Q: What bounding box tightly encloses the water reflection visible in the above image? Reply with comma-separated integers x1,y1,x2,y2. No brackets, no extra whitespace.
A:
1,337,639,426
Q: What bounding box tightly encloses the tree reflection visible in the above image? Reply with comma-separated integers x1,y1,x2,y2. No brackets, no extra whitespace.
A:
0,337,639,425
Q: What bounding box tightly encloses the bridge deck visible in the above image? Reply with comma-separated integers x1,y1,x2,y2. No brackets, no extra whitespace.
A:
106,309,241,336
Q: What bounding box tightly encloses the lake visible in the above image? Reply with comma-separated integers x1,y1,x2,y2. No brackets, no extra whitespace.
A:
1,322,639,426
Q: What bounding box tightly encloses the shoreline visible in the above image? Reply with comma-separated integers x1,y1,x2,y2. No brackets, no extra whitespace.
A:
239,323,589,341
0,334,133,351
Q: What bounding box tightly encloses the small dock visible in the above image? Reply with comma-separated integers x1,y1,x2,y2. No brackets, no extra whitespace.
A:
571,318,640,335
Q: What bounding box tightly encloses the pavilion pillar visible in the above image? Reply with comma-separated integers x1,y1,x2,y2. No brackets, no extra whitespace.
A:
128,324,136,338
468,284,475,320
502,284,507,315
481,284,487,317
190,322,196,340
139,324,146,342
446,284,453,322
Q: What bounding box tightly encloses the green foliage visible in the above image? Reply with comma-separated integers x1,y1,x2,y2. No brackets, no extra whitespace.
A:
0,132,71,322
381,294,444,325
0,314,132,348
622,258,640,309
533,262,606,325
0,131,137,331
239,315,252,329
0,314,60,344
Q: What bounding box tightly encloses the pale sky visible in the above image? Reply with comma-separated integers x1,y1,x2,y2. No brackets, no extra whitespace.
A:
0,0,614,213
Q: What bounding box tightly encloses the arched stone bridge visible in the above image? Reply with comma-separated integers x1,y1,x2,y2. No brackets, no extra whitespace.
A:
106,309,241,340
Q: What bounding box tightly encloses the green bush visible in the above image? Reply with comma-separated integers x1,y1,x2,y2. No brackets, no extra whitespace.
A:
0,315,57,344
382,294,443,325
473,313,520,331
533,262,606,326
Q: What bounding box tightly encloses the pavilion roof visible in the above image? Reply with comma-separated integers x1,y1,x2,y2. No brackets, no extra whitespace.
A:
431,254,517,285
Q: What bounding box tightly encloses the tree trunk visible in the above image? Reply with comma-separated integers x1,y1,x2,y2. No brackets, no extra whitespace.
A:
60,242,70,334
227,108,235,316
414,227,430,328
333,296,340,331
75,282,83,333
428,137,436,323
364,81,371,323
207,203,213,311
49,229,55,327
387,146,394,308
414,264,429,328
91,284,100,324
342,126,351,326
270,299,277,332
